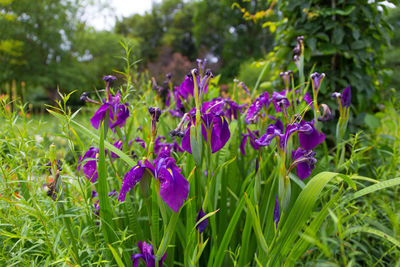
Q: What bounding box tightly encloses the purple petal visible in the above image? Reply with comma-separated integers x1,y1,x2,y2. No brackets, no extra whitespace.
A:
240,134,249,155
182,123,192,154
341,85,351,108
118,165,145,202
210,115,230,153
90,103,109,129
274,196,280,226
196,208,208,233
158,165,189,212
83,160,98,183
298,121,325,150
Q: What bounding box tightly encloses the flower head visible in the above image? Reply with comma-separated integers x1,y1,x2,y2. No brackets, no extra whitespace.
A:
131,241,166,267
245,92,269,124
154,154,189,212
341,86,351,108
223,98,247,121
274,196,280,226
78,147,99,182
196,208,208,234
90,92,129,130
310,72,325,96
271,91,290,113
240,128,260,155
103,75,117,83
291,148,317,180
297,120,325,150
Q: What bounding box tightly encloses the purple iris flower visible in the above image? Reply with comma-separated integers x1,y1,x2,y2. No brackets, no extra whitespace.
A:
154,136,184,155
271,91,290,113
196,208,208,234
310,72,325,95
240,128,260,155
318,104,333,122
224,99,247,121
182,109,230,154
78,147,99,182
274,196,280,226
297,120,325,150
131,241,166,267
110,140,123,158
291,148,317,180
179,69,211,100
103,75,117,83
255,119,285,148
118,161,150,202
119,154,189,212
341,86,351,108
91,92,130,130
303,92,312,107
153,153,189,212
134,137,146,149
245,92,269,124
169,109,184,118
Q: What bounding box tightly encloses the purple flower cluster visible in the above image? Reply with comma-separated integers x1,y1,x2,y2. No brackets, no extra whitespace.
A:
254,119,324,180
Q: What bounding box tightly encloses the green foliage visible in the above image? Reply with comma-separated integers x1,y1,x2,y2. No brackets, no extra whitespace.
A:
273,0,398,112
0,0,129,106
384,6,400,93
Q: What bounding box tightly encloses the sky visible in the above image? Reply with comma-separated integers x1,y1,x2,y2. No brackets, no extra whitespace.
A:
84,0,161,31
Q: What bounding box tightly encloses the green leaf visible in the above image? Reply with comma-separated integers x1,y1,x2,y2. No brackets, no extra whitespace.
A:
211,185,254,267
349,177,400,201
344,227,400,249
269,172,340,266
244,193,268,255
318,43,336,55
96,121,117,246
364,113,381,129
333,27,345,44
107,244,125,267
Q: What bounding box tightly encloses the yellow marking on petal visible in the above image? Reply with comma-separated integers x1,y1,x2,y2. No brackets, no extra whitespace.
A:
220,115,224,123
168,168,173,176
95,153,99,159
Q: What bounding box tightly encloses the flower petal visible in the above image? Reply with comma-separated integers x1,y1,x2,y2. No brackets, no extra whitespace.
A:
158,166,189,212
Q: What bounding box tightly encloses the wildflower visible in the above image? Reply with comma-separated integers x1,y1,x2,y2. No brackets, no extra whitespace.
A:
290,148,317,179
119,154,189,213
271,91,290,113
182,109,230,154
196,208,208,234
240,128,260,155
103,75,117,83
280,71,293,89
245,92,269,124
310,72,325,96
274,196,280,226
342,86,351,108
78,147,99,182
90,92,129,130
297,120,325,150
318,104,333,122
255,119,285,148
154,153,189,212
238,81,250,96
154,136,184,155
131,241,166,267
223,98,247,121
118,161,153,202
110,140,123,158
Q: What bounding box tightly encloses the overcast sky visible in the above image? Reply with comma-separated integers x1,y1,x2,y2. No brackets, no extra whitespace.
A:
84,0,161,30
